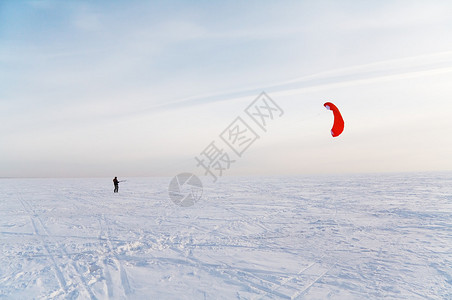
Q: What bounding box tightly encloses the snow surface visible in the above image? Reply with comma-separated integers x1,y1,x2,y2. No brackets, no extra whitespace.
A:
1,173,451,299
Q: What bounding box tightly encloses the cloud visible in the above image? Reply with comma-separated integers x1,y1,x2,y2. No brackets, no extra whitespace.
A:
2,0,452,177
73,10,102,31
307,1,452,32
113,51,452,116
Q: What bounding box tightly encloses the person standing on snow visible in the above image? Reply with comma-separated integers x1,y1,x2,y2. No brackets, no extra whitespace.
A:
113,177,119,193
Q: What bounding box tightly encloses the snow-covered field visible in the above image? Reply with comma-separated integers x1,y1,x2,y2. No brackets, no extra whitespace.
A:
1,173,451,299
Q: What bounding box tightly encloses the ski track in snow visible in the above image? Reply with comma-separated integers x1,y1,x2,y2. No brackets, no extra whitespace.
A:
17,194,69,297
98,213,132,297
0,173,451,299
17,189,97,299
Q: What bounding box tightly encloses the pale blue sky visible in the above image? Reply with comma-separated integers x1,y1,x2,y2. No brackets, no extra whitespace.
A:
1,0,452,177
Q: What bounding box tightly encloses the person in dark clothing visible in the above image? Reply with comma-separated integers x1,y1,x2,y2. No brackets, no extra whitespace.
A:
113,177,119,193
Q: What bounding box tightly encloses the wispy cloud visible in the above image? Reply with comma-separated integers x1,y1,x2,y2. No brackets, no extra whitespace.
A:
2,1,452,176
120,51,452,115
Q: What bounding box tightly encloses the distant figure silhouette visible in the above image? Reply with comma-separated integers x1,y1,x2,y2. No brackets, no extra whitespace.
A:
113,177,119,193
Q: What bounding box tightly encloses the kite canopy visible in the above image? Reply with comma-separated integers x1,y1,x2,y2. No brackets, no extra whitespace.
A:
324,102,344,137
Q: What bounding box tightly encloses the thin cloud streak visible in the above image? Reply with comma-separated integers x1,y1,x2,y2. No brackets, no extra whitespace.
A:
120,51,452,118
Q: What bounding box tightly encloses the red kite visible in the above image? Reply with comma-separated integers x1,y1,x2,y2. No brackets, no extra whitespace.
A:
324,102,344,137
